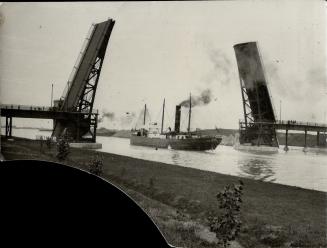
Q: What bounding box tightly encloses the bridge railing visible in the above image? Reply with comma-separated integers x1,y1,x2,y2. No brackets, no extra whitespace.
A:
275,120,327,128
1,104,52,111
0,104,99,115
239,119,327,128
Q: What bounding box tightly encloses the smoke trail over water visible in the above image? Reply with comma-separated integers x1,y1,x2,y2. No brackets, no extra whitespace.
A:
98,110,115,123
205,48,233,87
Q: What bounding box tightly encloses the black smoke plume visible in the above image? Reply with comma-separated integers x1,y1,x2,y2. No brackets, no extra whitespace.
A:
98,116,104,123
179,88,213,107
120,112,136,125
102,111,115,120
98,110,115,123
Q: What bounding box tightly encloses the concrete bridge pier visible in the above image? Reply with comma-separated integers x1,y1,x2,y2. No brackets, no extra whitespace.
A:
284,128,289,151
303,129,308,152
5,116,12,138
317,131,320,147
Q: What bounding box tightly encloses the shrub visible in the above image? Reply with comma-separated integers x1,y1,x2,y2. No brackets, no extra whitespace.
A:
208,180,244,248
259,224,288,247
56,135,70,161
46,137,52,149
89,153,104,176
39,137,44,153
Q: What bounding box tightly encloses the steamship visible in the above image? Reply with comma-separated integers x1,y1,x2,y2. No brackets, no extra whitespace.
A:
130,95,222,151
130,100,170,149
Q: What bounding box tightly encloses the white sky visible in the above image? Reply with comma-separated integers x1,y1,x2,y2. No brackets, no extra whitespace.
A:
0,1,326,129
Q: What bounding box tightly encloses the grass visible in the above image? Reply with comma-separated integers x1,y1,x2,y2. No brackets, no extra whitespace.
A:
1,136,327,248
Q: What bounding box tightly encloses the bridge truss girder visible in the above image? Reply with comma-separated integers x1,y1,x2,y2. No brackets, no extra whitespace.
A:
239,121,278,147
234,42,278,147
52,19,115,142
77,46,105,114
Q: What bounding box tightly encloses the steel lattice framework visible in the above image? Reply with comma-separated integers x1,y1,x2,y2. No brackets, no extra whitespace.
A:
234,42,278,147
52,19,115,142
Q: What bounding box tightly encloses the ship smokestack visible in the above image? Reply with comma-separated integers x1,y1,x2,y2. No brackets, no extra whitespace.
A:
174,105,181,133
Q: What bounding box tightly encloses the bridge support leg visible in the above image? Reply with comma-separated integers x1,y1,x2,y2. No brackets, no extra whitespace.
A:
5,117,12,138
76,118,80,142
304,130,307,147
317,131,320,147
284,129,289,151
93,126,97,143
303,129,308,152
92,114,98,143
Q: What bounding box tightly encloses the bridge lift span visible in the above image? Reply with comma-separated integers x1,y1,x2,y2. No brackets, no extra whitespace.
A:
1,19,115,143
52,19,115,142
234,42,278,147
234,42,327,149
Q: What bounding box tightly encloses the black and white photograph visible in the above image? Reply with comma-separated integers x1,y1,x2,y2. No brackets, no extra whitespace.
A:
0,1,326,247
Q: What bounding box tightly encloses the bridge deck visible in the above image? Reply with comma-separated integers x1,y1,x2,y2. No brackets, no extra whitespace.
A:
248,120,327,132
0,104,97,120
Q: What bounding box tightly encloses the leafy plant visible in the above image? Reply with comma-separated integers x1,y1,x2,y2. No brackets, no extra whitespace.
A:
56,135,70,161
39,137,44,152
89,153,104,176
46,137,52,149
208,180,244,247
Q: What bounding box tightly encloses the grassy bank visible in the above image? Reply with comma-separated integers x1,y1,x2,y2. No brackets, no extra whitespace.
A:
1,136,326,247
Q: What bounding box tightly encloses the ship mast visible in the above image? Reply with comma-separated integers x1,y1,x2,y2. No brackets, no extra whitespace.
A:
187,93,191,133
143,104,147,126
161,98,165,134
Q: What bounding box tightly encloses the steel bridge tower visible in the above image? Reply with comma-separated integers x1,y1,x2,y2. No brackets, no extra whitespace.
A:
234,42,278,147
52,19,115,142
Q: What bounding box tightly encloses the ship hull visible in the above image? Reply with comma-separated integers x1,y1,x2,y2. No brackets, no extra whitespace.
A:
169,137,222,151
130,135,169,148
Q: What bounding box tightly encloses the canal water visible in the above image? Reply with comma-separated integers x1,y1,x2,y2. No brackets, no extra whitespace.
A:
3,128,327,192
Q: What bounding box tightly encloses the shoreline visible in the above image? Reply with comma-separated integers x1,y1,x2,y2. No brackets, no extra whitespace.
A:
1,136,326,247
97,132,327,149
3,136,327,194
5,126,327,149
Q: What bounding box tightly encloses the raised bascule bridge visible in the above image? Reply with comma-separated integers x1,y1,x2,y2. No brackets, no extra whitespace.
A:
1,19,115,144
233,42,327,150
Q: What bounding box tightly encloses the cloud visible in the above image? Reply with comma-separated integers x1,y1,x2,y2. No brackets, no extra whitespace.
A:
265,59,327,101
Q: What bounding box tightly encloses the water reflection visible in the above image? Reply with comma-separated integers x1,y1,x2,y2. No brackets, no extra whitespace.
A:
237,149,279,157
238,158,276,182
171,151,181,165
